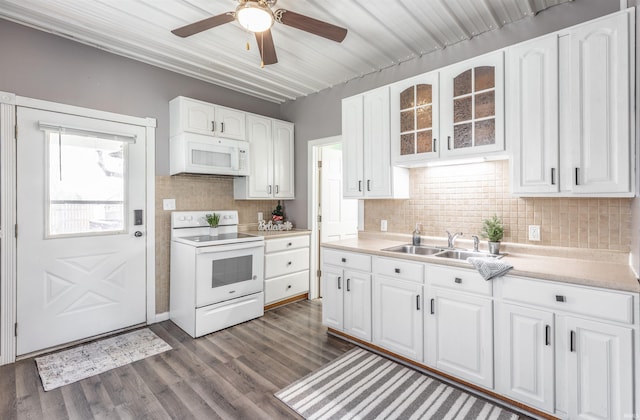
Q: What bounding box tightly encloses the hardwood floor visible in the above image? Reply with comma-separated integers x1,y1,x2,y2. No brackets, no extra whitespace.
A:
0,299,355,420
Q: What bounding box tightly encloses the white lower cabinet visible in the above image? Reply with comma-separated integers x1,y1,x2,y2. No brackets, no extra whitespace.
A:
494,302,555,412
263,235,309,306
321,249,372,342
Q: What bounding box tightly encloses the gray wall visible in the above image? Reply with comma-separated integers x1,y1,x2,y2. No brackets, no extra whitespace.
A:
280,0,620,228
0,19,283,175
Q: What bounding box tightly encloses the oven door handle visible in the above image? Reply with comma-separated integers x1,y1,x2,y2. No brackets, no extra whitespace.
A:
195,241,264,254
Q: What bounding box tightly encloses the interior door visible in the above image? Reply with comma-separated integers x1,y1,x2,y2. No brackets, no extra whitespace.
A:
320,145,358,243
16,106,147,355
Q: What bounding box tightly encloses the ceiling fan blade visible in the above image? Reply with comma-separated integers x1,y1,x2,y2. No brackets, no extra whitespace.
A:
172,12,235,38
255,29,278,65
275,9,347,43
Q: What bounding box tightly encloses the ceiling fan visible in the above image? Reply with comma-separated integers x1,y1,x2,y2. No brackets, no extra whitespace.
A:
171,0,348,67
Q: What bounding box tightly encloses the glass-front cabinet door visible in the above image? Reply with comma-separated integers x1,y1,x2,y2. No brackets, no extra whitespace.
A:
390,71,439,165
441,51,504,157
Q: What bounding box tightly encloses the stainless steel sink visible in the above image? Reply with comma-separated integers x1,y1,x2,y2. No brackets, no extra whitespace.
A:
382,244,445,256
434,249,503,260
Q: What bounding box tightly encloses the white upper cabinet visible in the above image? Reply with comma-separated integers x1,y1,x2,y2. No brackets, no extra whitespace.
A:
440,51,505,158
562,11,633,195
234,115,295,200
342,87,409,199
390,72,440,166
507,35,559,194
170,96,245,140
510,10,634,197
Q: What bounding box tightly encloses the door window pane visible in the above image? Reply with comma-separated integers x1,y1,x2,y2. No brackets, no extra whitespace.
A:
48,132,126,237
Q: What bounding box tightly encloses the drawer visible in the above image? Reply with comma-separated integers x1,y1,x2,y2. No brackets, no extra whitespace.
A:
373,256,424,283
264,271,309,304
323,249,371,272
428,265,492,296
264,235,310,253
265,248,309,279
498,276,634,325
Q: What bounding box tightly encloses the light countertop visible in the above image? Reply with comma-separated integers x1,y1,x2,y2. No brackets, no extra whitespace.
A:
322,236,640,293
244,229,311,239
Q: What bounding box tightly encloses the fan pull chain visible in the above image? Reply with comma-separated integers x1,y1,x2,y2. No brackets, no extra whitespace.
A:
260,32,264,68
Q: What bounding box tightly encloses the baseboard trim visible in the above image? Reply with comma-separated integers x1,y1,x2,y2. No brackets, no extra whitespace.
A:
264,293,308,311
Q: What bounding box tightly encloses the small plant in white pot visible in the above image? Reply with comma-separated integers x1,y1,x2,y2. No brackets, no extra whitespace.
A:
481,215,504,255
206,213,220,236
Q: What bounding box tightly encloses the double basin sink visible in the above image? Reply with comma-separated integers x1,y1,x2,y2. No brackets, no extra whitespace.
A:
382,244,503,260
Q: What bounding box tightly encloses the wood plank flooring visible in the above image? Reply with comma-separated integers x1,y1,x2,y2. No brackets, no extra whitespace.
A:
0,299,355,420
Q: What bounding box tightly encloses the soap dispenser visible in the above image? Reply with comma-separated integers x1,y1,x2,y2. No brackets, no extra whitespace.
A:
412,223,421,246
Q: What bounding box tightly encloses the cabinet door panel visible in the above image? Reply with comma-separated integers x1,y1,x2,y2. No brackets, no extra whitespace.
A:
343,270,372,341
182,99,215,136
246,115,273,198
321,265,343,330
428,289,493,388
565,317,633,420
215,107,245,140
272,121,295,199
508,35,559,194
495,302,554,412
566,12,631,194
342,95,364,198
372,275,422,361
362,87,392,197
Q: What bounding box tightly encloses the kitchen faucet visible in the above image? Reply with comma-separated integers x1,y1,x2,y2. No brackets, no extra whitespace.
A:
446,230,463,249
472,235,480,252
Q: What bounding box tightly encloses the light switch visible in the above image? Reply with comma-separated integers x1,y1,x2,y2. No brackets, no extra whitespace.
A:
163,199,176,211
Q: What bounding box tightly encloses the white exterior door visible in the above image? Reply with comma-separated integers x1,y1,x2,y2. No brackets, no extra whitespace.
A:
16,107,147,355
343,269,371,342
320,145,358,243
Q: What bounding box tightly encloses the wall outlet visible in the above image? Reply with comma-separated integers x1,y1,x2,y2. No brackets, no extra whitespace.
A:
381,219,388,232
162,198,176,211
258,212,263,221
528,225,541,241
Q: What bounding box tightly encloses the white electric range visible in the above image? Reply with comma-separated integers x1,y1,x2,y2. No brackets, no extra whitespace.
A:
169,210,264,338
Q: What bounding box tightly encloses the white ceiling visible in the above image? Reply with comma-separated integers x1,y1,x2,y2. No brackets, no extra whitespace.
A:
0,0,571,104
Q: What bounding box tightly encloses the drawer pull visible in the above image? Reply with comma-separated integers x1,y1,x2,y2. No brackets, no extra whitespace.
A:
287,242,292,246
394,268,401,274
555,295,566,302
545,325,551,346
570,330,576,352
337,276,342,290
416,295,420,310
287,285,292,289
454,277,462,284
430,298,435,315
341,257,347,263
346,278,351,292
287,261,292,266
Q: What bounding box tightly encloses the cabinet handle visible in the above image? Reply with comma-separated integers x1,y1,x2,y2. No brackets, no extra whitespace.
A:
570,330,576,352
545,325,551,346
430,298,435,314
341,257,347,263
416,295,420,310
337,276,342,290
447,135,451,150
367,180,371,191
287,242,292,247
287,284,292,289
221,122,224,133
433,138,437,152
394,268,400,274
454,277,462,284
268,185,272,194
347,278,351,292
575,167,580,185
287,261,292,266
358,180,362,192
555,295,566,302
551,168,556,185
275,185,279,194
211,121,216,132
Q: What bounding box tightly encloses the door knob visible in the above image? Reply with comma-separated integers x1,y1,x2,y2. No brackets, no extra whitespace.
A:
134,231,143,237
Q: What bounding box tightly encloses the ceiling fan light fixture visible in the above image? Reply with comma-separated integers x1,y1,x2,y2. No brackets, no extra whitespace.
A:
236,1,274,33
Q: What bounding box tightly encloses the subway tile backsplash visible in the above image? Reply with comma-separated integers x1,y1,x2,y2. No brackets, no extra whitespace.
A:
363,160,631,251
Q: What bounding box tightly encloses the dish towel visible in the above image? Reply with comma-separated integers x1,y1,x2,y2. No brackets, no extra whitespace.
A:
468,257,513,280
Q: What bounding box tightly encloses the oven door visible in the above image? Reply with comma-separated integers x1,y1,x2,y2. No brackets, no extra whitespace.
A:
195,241,264,307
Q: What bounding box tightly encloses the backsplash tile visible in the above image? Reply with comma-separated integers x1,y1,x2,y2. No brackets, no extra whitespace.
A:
155,175,279,313
364,160,631,251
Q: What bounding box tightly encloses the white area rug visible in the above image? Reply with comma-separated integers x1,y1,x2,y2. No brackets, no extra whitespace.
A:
35,328,172,391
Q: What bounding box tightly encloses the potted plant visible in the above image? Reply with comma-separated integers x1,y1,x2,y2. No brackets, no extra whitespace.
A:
272,201,284,224
481,215,504,255
205,213,220,236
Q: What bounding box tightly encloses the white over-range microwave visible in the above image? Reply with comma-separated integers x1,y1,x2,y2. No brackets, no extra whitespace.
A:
170,133,250,176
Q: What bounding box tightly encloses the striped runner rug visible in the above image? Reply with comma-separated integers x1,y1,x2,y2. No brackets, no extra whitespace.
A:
276,347,522,420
